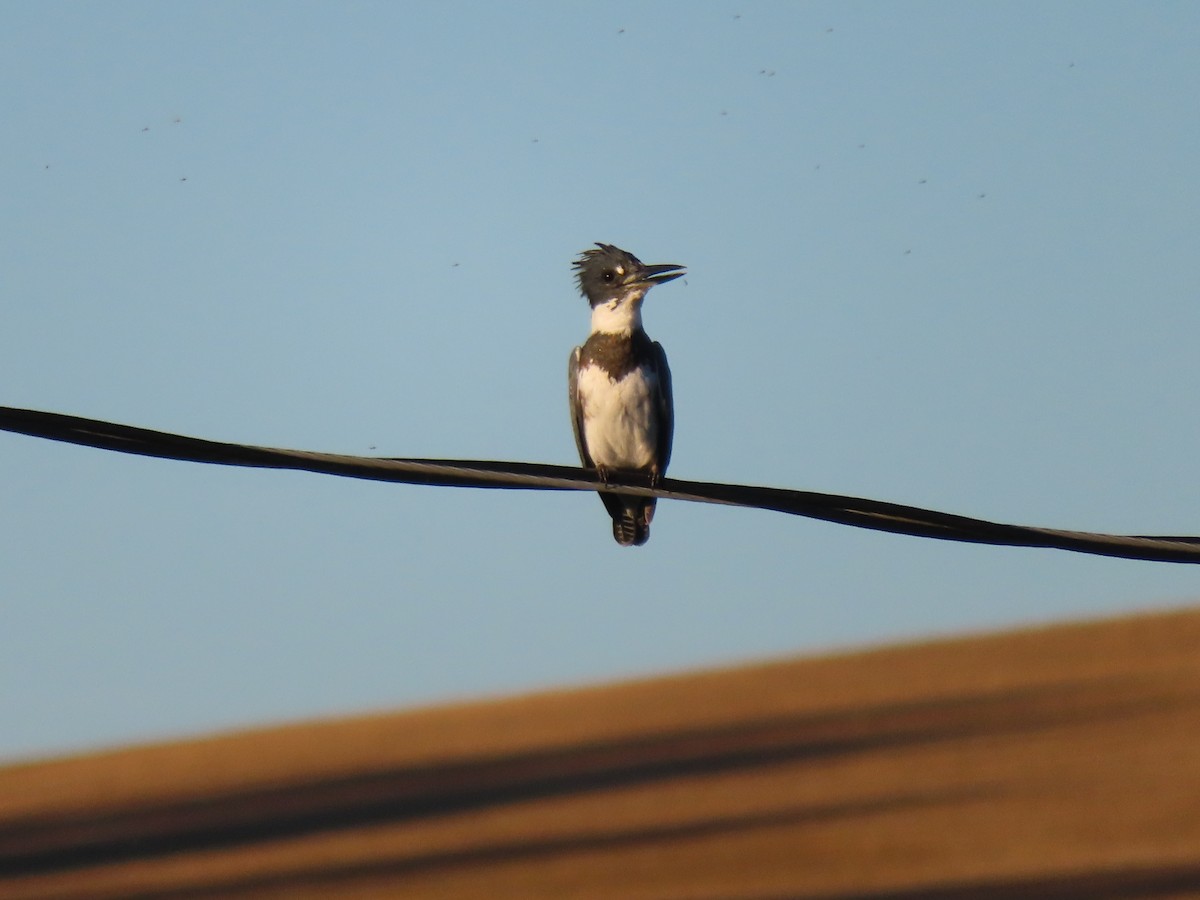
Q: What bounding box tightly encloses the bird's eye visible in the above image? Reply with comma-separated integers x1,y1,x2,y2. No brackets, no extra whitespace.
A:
602,271,616,283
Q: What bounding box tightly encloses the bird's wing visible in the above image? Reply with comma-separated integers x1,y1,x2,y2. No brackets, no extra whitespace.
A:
567,346,593,467
652,341,674,473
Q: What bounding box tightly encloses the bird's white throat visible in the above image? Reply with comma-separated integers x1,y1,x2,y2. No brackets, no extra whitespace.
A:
589,295,646,335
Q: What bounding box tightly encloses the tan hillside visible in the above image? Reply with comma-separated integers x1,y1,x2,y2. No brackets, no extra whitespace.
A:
2,607,1200,899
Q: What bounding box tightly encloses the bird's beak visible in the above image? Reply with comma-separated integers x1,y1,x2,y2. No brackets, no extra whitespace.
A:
636,263,687,286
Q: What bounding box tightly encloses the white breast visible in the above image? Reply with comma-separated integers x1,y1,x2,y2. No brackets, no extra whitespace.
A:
577,362,659,470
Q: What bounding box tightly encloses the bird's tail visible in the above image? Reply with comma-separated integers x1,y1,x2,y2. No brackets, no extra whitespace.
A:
609,497,656,547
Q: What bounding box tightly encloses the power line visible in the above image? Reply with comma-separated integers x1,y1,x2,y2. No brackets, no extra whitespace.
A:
3,404,1199,563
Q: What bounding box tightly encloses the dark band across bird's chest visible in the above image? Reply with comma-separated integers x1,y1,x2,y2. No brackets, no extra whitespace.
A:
578,331,655,381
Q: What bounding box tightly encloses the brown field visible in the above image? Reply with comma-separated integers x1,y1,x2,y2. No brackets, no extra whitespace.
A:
2,607,1199,899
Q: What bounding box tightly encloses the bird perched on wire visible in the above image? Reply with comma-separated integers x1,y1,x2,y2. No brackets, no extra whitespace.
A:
568,243,685,546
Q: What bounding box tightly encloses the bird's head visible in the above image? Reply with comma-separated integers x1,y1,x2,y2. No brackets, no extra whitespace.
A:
573,243,685,309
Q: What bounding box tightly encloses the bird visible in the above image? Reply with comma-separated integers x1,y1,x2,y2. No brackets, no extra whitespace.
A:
568,243,684,546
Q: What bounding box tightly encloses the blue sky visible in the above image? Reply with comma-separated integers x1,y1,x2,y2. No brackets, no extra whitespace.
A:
3,2,1199,762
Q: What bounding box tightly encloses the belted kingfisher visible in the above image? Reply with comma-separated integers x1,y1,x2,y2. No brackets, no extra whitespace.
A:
568,243,685,546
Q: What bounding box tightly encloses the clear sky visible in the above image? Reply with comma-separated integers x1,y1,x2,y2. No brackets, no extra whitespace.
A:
3,2,1198,762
